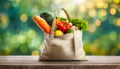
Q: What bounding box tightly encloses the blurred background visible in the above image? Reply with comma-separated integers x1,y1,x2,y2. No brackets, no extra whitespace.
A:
0,0,120,56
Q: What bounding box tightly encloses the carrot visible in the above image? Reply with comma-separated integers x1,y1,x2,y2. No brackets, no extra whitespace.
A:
34,15,51,34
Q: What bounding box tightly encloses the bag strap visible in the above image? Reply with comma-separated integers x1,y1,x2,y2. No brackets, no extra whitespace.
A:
61,8,70,19
50,13,56,39
73,30,83,57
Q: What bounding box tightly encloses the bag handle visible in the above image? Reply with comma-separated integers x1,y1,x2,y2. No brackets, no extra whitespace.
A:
61,8,70,19
50,13,56,39
50,8,71,39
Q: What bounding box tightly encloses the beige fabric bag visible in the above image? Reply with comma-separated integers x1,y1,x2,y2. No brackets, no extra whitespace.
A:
39,30,87,60
39,8,87,60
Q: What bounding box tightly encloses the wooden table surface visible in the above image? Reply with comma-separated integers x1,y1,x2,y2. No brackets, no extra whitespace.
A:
0,56,120,69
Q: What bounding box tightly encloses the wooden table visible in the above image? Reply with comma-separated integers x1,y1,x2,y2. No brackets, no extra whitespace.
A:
0,56,120,69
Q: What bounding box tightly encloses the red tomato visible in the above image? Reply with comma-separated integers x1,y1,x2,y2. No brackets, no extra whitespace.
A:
57,21,72,33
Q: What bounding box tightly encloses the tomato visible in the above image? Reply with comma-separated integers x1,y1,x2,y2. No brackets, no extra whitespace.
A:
66,23,71,30
57,21,72,33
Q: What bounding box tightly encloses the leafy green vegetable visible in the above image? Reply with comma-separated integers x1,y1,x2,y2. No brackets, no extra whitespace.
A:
57,17,67,21
66,28,74,33
69,18,88,31
40,12,53,26
54,25,58,31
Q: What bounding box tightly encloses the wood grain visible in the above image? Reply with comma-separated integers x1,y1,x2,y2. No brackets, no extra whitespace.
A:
0,56,120,69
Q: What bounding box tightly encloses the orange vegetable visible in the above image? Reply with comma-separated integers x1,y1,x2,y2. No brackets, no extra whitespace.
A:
56,18,60,25
34,15,51,34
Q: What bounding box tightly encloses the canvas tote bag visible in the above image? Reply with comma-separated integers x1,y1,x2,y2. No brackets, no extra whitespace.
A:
39,8,87,60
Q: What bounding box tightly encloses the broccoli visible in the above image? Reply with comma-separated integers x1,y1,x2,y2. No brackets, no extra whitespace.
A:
40,12,53,26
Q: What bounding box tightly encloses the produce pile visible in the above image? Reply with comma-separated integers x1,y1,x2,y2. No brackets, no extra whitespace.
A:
34,12,88,36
